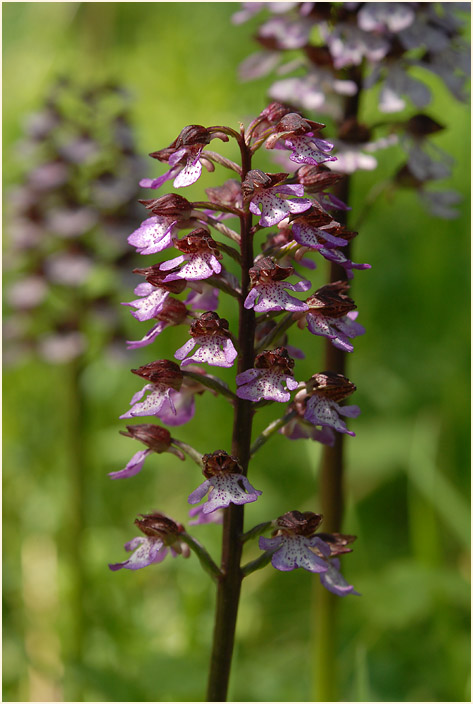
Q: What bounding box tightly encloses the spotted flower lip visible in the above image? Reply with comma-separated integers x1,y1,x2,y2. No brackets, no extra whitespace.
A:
127,215,178,255
259,510,330,573
245,257,310,312
140,125,228,190
299,372,361,436
120,361,183,419
109,512,189,571
243,169,312,227
300,281,365,352
188,450,262,514
126,298,190,350
175,312,238,368
159,229,222,282
236,347,299,403
258,510,358,595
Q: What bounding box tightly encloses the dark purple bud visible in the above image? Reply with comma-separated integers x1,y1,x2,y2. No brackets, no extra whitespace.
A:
189,311,230,338
241,169,288,200
304,44,334,67
157,297,189,326
254,347,295,374
296,165,344,192
275,510,323,537
135,511,184,538
139,193,193,219
131,359,183,390
173,124,212,148
316,532,357,555
120,424,173,453
132,265,187,294
260,102,294,124
394,164,424,188
306,281,357,318
405,114,445,138
249,257,294,286
175,229,221,257
202,450,243,479
306,371,356,402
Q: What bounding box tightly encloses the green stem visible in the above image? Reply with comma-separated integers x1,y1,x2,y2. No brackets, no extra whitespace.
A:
181,369,237,401
241,550,274,577
171,439,203,468
250,411,296,457
180,532,222,580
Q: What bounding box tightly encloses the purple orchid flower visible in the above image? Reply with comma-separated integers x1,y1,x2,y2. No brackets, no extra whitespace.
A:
236,348,299,403
188,451,262,515
175,312,238,368
109,512,189,571
159,229,222,282
244,257,310,313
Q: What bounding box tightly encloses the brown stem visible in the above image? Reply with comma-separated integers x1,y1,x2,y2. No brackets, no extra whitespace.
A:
206,141,255,702
313,66,362,704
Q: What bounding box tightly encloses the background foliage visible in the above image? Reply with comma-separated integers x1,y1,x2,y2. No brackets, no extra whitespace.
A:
3,3,470,702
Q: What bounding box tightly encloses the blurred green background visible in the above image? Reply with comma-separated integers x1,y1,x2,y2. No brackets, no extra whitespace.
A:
3,3,470,702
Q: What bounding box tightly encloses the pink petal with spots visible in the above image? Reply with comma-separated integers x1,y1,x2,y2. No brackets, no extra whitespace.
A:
120,384,172,419
122,288,169,322
128,216,177,255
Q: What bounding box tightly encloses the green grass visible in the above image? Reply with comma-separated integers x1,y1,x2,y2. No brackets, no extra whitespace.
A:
3,3,470,702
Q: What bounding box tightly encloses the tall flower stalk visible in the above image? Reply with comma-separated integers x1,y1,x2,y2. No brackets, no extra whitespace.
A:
234,4,469,698
111,106,366,701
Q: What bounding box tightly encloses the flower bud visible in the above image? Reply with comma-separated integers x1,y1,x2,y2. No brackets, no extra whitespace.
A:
296,165,344,192
306,281,357,318
120,424,173,452
132,265,187,294
139,193,193,219
275,510,323,537
175,228,220,256
201,450,243,479
189,311,230,338
405,114,445,138
306,371,356,401
241,169,288,200
254,347,295,373
131,359,183,390
135,511,183,539
249,257,293,285
157,297,189,326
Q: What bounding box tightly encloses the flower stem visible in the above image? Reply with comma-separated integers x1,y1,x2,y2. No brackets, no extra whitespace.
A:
180,532,221,580
171,439,203,468
313,67,361,703
206,141,255,702
250,411,296,456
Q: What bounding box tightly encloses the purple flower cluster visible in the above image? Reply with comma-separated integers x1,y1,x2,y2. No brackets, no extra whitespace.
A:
5,78,144,364
234,2,470,218
110,107,363,594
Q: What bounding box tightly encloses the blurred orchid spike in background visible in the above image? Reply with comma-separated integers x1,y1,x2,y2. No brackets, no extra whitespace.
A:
234,1,470,219
4,77,144,365
110,103,367,702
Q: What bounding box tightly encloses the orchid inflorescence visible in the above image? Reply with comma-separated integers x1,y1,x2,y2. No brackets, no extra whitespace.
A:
5,78,143,364
234,2,470,219
110,103,366,696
